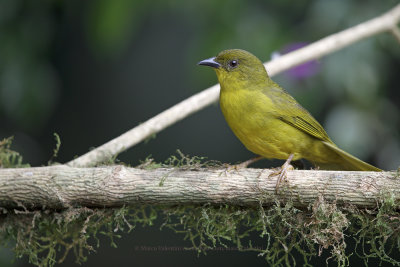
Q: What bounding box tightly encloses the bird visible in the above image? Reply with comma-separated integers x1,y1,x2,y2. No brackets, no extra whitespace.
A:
198,49,381,190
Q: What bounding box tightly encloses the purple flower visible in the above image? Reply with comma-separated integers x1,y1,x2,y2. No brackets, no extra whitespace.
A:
281,42,320,79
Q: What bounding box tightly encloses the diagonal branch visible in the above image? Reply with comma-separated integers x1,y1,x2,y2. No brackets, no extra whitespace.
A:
391,26,400,44
68,4,400,168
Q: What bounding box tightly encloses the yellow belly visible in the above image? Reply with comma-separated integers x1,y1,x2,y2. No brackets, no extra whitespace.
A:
219,89,317,161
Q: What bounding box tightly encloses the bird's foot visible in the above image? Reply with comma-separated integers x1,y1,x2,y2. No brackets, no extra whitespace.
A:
269,154,294,193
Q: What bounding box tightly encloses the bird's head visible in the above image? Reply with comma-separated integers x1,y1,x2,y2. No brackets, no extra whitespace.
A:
198,49,269,87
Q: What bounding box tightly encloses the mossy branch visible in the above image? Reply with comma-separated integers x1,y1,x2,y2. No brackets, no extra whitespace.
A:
0,165,398,209
67,4,400,168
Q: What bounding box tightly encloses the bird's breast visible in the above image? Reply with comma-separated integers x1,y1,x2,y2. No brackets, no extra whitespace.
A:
219,89,313,160
220,90,277,154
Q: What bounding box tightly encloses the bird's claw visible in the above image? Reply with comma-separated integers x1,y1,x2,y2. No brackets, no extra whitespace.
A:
269,154,294,193
269,164,294,193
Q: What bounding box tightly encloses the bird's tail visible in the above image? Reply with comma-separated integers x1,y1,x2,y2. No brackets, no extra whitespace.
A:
315,141,382,171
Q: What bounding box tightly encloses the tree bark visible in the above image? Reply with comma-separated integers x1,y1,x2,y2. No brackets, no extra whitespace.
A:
0,165,397,209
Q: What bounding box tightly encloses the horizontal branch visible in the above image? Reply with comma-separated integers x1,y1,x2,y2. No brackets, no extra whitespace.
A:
67,4,400,168
0,165,398,209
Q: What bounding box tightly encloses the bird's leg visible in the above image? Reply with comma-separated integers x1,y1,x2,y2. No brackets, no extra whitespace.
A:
270,154,294,193
234,156,264,169
225,156,264,174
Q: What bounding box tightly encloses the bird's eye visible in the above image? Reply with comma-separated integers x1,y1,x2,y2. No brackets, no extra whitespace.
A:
228,60,238,68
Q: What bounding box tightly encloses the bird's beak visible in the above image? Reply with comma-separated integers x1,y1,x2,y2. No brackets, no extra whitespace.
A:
197,57,221,68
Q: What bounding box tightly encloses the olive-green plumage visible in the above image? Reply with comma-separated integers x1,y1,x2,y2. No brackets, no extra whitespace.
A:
198,49,381,171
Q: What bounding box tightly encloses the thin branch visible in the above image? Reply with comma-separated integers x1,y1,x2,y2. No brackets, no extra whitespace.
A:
264,4,400,75
0,166,397,209
391,26,400,44
68,4,400,168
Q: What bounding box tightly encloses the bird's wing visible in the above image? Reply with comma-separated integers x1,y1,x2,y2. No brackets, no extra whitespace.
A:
265,86,332,142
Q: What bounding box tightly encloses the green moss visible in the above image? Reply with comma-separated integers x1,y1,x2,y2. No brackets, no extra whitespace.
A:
138,150,223,186
347,192,400,266
1,196,400,266
138,150,223,170
0,206,157,266
47,133,61,165
0,137,29,168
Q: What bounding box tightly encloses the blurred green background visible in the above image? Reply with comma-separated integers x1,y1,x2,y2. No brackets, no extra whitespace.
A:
1,0,399,266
